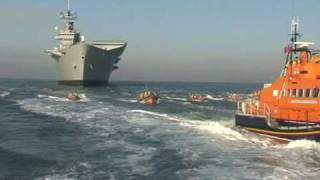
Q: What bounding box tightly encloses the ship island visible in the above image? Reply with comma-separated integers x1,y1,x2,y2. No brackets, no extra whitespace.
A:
46,0,127,86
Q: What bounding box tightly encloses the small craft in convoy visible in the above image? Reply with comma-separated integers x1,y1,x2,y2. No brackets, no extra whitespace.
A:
138,91,160,106
188,94,205,103
68,92,81,101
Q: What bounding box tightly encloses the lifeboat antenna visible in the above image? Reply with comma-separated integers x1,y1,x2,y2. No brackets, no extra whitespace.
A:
291,0,295,20
67,0,71,11
283,17,300,72
290,17,300,50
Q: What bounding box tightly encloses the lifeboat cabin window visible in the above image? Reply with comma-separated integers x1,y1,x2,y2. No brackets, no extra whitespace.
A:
291,89,297,97
305,89,311,98
287,89,290,97
313,88,320,97
298,89,303,97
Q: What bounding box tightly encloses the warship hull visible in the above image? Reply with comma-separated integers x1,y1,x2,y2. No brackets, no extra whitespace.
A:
54,42,126,86
46,2,126,86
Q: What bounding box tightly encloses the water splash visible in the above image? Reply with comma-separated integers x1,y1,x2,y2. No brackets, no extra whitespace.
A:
205,94,224,101
0,91,10,97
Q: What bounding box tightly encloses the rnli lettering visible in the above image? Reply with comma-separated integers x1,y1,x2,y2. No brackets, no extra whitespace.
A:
290,100,318,104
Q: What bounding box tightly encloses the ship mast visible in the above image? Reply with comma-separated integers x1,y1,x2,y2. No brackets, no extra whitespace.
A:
61,0,77,32
54,0,81,48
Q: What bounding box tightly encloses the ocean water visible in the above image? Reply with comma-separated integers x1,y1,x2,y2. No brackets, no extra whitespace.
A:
0,79,320,180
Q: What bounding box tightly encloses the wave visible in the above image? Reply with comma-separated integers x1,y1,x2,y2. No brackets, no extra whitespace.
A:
17,98,113,124
36,94,47,98
37,94,69,102
189,104,235,114
205,94,224,101
0,91,10,97
162,95,188,102
265,139,320,179
77,93,91,102
128,109,181,121
164,94,224,102
182,120,248,141
48,95,69,102
34,162,93,180
118,98,138,103
36,94,90,102
18,95,267,147
128,109,271,145
282,139,320,151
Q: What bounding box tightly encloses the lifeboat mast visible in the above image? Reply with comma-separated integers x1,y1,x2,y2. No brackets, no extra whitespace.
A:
278,17,300,98
282,17,300,75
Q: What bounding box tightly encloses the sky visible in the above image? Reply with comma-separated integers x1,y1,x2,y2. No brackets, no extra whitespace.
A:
0,0,319,83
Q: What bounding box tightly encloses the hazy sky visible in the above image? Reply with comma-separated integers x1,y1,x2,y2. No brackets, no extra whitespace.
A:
0,0,319,82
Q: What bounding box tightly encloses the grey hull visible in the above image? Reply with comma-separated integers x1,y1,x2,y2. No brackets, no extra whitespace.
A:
46,5,126,86
58,80,108,86
56,43,126,86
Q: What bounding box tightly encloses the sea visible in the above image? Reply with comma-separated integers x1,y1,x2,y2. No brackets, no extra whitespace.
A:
0,79,319,180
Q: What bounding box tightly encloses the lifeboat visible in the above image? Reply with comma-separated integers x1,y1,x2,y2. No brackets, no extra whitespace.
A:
138,91,159,106
68,92,81,101
235,17,320,142
188,94,205,103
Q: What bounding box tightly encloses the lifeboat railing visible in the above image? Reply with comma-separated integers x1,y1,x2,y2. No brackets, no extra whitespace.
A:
237,100,270,118
237,101,280,129
237,100,320,129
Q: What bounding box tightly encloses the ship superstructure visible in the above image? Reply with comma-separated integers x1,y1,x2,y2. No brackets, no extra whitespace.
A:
46,0,126,86
235,17,320,142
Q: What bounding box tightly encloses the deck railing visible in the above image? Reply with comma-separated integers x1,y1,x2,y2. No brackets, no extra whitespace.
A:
237,100,270,118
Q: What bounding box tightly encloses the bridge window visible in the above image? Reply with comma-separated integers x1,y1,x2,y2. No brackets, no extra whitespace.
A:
305,89,311,98
298,89,303,97
313,88,319,97
291,89,297,97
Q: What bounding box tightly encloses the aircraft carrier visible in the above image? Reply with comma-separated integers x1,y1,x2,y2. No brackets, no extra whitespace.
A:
46,0,126,86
